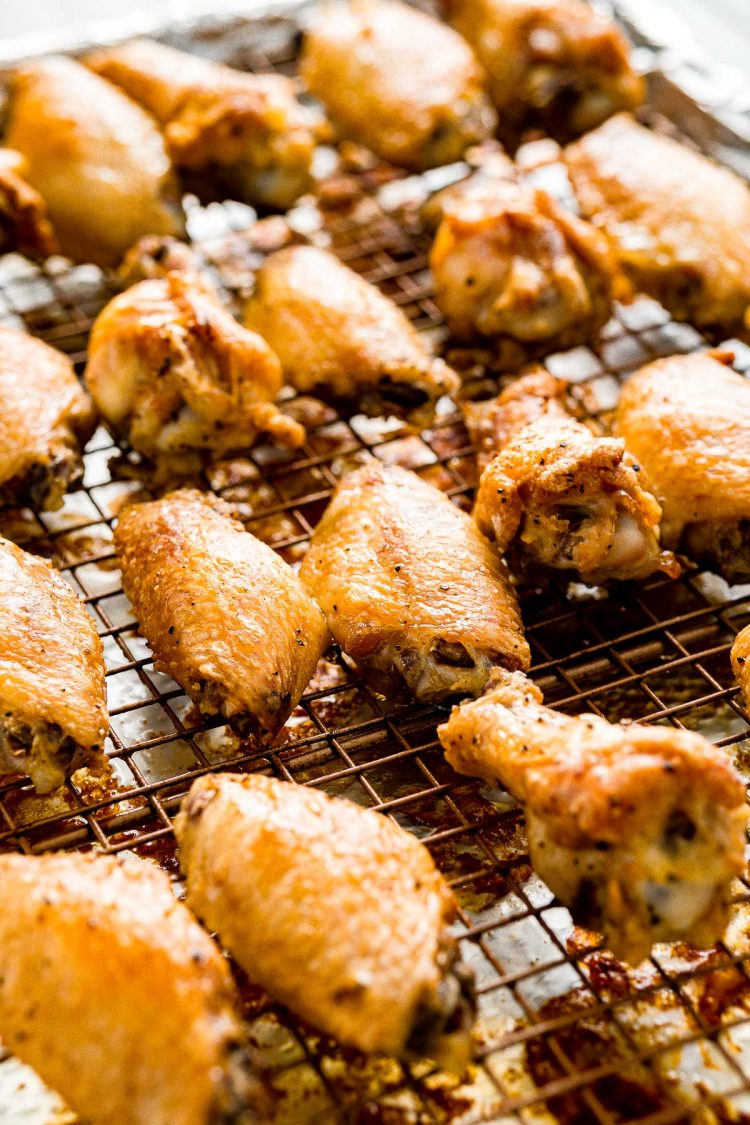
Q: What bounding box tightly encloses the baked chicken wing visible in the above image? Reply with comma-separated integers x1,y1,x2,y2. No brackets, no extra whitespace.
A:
0,327,97,511
5,56,184,267
472,368,674,584
0,853,263,1125
430,179,622,346
438,670,747,964
731,625,750,709
0,537,107,793
446,0,644,148
299,462,530,701
615,351,750,583
176,772,475,1070
565,114,750,332
87,38,317,210
301,0,496,170
244,246,458,426
85,272,304,469
114,489,329,739
0,148,58,260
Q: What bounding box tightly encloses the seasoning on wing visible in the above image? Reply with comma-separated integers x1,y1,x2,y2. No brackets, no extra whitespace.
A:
472,368,676,584
0,148,58,260
0,853,265,1125
299,462,530,701
438,670,747,964
446,0,644,148
565,114,750,332
115,489,330,740
615,351,750,583
85,271,304,471
430,179,624,347
87,38,317,210
176,772,475,1071
244,246,459,426
5,56,184,267
0,537,108,793
301,0,496,171
731,625,750,709
0,327,97,511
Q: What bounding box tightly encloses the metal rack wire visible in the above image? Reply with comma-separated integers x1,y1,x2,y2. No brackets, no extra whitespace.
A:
2,13,750,1123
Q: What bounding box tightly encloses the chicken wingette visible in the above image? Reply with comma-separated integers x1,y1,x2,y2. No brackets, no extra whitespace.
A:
472,368,675,584
0,148,58,260
731,625,750,709
114,489,329,739
244,246,459,426
0,853,264,1125
299,462,530,701
0,537,108,793
5,56,184,267
438,670,747,964
565,114,750,332
0,327,97,511
85,272,304,469
87,38,317,210
615,352,750,583
430,179,622,347
446,0,643,148
176,772,475,1070
300,0,496,171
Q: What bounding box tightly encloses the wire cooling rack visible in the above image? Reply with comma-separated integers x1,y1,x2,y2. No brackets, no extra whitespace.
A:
2,12,750,1124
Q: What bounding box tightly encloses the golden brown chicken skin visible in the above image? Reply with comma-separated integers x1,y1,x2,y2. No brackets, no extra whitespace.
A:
473,368,675,584
301,0,496,171
0,327,97,511
115,489,329,740
615,352,750,583
5,56,184,268
430,179,623,346
0,537,107,793
446,0,643,148
245,246,458,426
176,772,475,1070
117,233,207,289
0,853,263,1125
87,38,317,210
299,462,530,701
85,272,303,470
0,148,58,260
565,114,750,332
731,625,750,709
438,670,747,964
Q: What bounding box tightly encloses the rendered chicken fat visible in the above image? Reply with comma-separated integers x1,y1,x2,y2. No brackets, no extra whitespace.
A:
438,670,747,963
176,772,475,1069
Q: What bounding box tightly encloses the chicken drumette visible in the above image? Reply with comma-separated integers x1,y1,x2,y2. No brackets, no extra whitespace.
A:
176,772,475,1070
439,670,747,964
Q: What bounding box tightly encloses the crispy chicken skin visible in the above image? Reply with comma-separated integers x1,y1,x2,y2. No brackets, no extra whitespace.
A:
0,537,107,793
87,38,316,210
5,56,184,268
430,179,623,346
615,352,750,583
0,148,58,260
301,0,496,171
438,670,747,964
244,246,458,426
176,772,475,1070
565,114,750,332
446,0,643,148
473,368,674,584
115,489,329,740
0,327,97,511
731,626,750,709
299,462,530,701
117,233,207,289
85,272,303,469
0,853,263,1125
